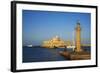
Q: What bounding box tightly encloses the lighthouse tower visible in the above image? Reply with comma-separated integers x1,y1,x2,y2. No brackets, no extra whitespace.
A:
75,21,82,52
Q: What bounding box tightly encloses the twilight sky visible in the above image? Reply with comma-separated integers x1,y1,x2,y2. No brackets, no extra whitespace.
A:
22,10,91,46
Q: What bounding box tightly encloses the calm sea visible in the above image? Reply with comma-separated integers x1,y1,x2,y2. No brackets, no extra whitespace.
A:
23,47,90,63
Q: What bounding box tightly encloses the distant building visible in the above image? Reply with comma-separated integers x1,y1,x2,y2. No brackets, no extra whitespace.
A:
42,36,67,48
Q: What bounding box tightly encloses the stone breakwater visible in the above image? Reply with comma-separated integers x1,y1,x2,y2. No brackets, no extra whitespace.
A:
59,51,90,60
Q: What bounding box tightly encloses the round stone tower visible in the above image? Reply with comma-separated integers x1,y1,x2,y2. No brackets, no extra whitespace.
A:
75,21,82,52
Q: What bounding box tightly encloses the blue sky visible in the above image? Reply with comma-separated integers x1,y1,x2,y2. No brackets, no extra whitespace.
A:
22,10,91,46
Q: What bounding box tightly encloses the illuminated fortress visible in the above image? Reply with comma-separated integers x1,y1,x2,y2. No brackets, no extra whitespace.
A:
42,36,67,48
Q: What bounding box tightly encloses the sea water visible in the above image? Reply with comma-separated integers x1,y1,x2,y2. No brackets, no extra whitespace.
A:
23,47,90,63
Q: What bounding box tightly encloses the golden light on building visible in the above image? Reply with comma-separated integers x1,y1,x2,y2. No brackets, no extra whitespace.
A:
42,36,67,48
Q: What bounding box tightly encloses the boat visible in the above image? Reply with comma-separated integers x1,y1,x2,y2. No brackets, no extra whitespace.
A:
67,46,75,48
27,45,33,47
67,46,75,51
